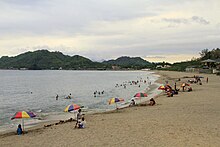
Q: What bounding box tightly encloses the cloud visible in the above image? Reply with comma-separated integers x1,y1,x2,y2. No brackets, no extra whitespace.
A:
216,23,220,29
145,56,166,59
162,18,188,24
161,16,210,27
191,16,209,25
0,0,220,62
144,54,200,63
0,0,158,36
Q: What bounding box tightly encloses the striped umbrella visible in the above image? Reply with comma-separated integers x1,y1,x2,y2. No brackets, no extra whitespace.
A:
11,111,36,131
64,103,80,112
109,98,124,109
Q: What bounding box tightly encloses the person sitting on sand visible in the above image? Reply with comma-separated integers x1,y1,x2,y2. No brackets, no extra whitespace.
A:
187,87,192,92
172,90,178,95
17,124,22,135
167,91,173,97
129,99,136,107
149,98,156,106
75,117,86,129
78,117,86,129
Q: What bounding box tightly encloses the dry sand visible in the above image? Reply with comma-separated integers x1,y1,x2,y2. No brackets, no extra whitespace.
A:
0,71,220,147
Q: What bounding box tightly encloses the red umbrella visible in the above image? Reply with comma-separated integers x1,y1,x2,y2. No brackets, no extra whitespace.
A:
134,93,148,97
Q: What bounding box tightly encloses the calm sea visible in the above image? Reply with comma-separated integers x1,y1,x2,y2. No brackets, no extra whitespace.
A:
0,70,160,132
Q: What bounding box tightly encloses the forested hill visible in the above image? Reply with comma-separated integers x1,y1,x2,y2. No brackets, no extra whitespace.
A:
0,50,104,70
0,50,153,70
103,56,153,69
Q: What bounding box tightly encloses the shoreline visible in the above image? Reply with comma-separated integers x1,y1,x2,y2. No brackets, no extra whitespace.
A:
1,70,220,146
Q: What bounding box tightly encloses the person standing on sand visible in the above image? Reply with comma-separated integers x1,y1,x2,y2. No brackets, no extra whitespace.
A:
206,77,209,83
76,109,82,121
17,124,23,135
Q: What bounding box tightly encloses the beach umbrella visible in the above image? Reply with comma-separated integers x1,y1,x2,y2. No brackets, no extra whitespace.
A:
108,98,124,109
134,92,148,103
134,92,148,97
11,111,36,131
158,85,165,90
64,103,80,112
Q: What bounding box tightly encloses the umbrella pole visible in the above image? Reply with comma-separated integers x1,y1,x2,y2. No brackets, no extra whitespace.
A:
22,119,24,132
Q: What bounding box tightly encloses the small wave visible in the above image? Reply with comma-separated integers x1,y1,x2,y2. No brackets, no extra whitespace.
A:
36,109,42,113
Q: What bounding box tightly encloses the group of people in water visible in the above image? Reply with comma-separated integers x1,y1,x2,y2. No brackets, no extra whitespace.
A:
55,93,73,100
115,78,152,90
94,90,105,97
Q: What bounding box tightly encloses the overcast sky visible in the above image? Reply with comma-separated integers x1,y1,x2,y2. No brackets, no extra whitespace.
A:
0,0,220,63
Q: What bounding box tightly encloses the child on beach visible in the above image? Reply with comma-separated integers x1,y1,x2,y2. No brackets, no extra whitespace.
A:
79,117,86,128
129,99,136,106
17,124,22,135
75,117,86,129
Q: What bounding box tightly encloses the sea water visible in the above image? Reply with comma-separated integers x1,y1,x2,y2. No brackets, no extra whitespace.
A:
0,70,160,132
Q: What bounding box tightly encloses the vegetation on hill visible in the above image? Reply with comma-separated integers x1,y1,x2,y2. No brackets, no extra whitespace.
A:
0,50,105,70
103,56,153,70
161,60,201,71
157,48,220,71
0,48,219,71
199,48,220,60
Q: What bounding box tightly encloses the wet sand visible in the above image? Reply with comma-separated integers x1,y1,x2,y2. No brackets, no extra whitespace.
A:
0,71,220,147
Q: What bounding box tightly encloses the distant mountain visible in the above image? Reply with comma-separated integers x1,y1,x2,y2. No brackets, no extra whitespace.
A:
0,50,104,70
103,56,153,69
0,50,155,70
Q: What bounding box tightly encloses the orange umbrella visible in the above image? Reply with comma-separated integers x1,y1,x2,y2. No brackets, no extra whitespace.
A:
158,85,165,90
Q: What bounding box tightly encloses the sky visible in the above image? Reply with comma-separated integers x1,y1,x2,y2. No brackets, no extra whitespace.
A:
0,0,220,63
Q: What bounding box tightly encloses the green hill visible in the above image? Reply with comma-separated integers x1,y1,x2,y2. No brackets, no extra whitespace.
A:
0,50,154,70
0,50,103,70
103,56,153,69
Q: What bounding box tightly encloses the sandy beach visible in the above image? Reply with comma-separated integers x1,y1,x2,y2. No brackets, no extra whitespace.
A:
0,71,220,147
